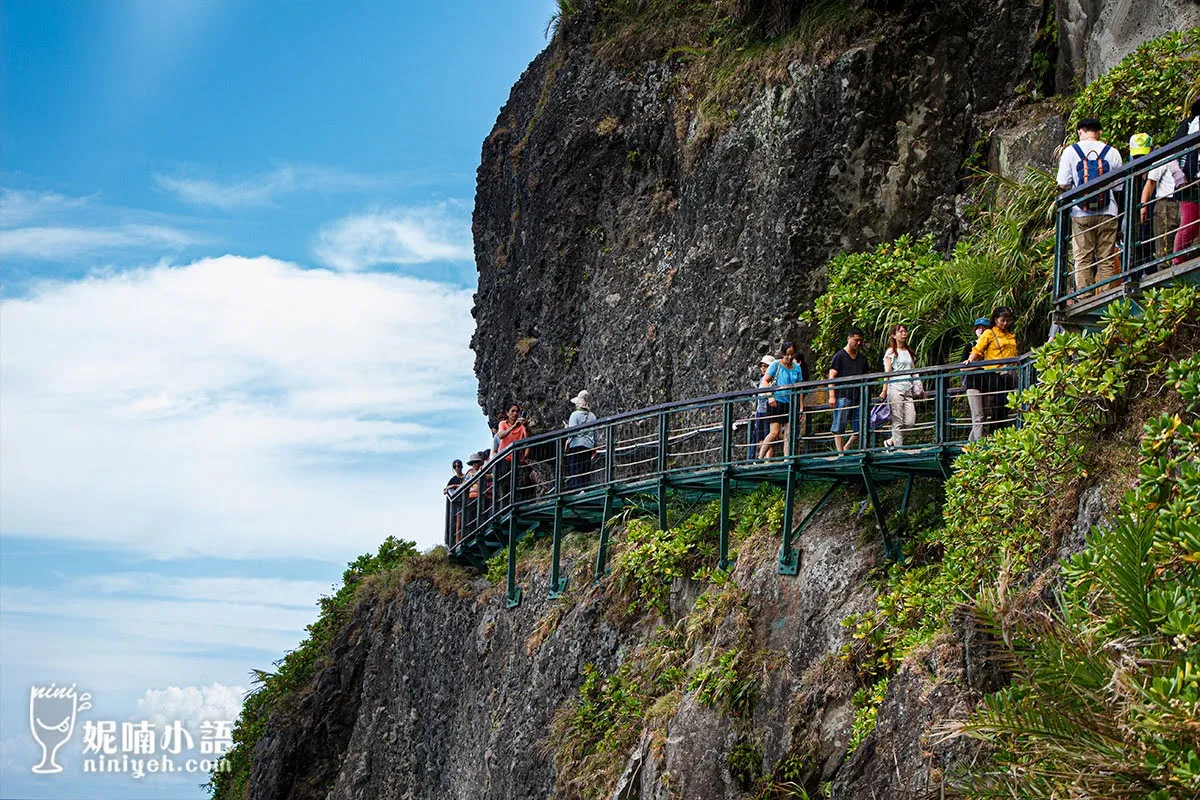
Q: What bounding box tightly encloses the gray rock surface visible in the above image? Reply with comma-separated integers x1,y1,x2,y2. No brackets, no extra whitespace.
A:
472,0,1046,427
1057,0,1200,88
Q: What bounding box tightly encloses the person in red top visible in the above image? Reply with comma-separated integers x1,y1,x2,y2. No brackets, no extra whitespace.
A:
496,404,529,503
497,404,528,460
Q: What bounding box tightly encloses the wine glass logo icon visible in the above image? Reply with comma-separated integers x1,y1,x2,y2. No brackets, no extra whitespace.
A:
29,683,91,774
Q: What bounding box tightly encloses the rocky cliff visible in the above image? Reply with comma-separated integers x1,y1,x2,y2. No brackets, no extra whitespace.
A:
237,4,1200,799
470,0,1194,428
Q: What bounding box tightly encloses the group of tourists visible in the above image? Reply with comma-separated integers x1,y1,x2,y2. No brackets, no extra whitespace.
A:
444,103,1200,506
746,306,1019,459
1058,101,1200,297
445,390,598,499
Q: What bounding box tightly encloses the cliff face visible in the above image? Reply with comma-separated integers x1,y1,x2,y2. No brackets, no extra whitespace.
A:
249,493,966,799
471,0,1048,426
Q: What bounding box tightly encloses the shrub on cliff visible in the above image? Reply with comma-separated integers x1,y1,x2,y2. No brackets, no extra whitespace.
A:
949,350,1200,798
1072,27,1200,149
841,285,1200,764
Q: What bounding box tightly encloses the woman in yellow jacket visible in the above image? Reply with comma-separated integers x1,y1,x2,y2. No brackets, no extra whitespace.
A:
965,306,1018,441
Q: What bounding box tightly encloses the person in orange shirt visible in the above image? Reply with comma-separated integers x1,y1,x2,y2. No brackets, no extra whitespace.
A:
965,306,1018,440
496,404,530,502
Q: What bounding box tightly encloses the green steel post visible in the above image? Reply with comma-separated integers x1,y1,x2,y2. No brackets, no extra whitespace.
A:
934,373,946,445
505,512,522,609
860,462,901,562
1053,203,1066,305
554,437,564,495
719,400,733,570
900,473,914,514
548,502,567,598
779,480,838,576
1121,172,1136,287
594,489,615,582
657,413,669,530
777,464,799,574
719,470,732,570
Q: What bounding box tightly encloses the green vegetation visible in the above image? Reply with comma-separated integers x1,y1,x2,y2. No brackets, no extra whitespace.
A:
207,538,470,799
1072,28,1200,148
946,348,1200,798
613,483,783,616
802,169,1057,362
839,286,1200,754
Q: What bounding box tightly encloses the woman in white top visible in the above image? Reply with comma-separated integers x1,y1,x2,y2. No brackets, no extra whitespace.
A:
879,324,918,447
566,390,597,489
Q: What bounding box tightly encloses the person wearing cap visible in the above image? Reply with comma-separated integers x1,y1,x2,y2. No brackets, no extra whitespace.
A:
748,355,774,459
962,317,992,441
759,342,804,459
1128,133,1157,271
461,452,487,540
1140,141,1185,267
965,306,1018,441
566,390,597,489
1057,118,1123,298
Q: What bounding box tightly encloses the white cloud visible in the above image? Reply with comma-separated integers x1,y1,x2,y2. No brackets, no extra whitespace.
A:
0,255,485,559
0,224,198,261
0,188,90,226
313,203,473,271
155,164,385,210
135,684,246,730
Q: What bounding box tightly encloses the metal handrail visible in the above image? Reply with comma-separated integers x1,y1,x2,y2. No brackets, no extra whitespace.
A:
1053,130,1200,310
445,355,1034,558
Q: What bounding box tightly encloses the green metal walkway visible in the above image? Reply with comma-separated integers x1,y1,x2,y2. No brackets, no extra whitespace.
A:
446,358,1033,607
447,130,1200,608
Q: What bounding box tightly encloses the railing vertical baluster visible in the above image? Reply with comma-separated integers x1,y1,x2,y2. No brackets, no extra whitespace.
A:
604,423,615,484
1121,172,1136,284
1053,202,1066,305
935,372,946,446
444,495,451,550
555,437,564,495
858,379,868,451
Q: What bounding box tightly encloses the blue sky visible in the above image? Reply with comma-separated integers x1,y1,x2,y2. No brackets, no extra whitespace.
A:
0,2,553,797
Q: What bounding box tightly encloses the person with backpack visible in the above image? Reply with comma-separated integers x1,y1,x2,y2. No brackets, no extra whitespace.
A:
1057,118,1123,297
1172,99,1200,265
565,390,597,489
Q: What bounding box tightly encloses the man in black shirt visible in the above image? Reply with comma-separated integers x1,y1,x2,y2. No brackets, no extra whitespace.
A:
827,327,868,452
444,459,465,496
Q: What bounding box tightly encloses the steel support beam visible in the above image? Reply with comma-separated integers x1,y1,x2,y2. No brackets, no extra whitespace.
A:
779,479,838,575
860,462,902,562
548,502,567,598
719,470,732,571
594,489,615,583
777,464,799,575
900,473,915,514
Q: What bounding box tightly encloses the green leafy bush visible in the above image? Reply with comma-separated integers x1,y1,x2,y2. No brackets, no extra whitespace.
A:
1072,28,1200,148
841,286,1200,747
949,349,1200,798
803,169,1057,365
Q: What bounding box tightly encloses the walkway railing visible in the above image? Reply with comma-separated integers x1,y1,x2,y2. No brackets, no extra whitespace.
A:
446,356,1033,605
1053,130,1200,321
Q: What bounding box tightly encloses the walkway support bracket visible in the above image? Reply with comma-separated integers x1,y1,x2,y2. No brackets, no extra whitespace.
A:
777,464,799,575
548,502,568,599
594,489,615,583
779,479,838,575
860,462,903,563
